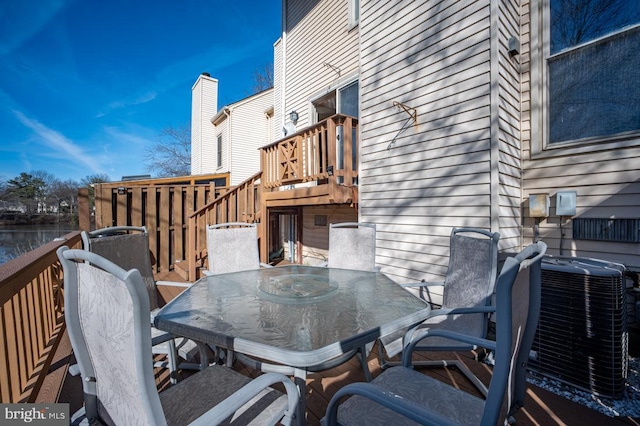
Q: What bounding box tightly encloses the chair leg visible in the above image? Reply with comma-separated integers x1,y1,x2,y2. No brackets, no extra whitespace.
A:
167,339,178,385
377,345,488,397
226,349,235,367
357,345,372,382
378,343,401,370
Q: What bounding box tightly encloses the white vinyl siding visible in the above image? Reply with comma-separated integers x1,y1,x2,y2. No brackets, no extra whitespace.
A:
229,90,273,185
523,1,640,270
359,0,495,283
283,0,359,129
496,0,522,253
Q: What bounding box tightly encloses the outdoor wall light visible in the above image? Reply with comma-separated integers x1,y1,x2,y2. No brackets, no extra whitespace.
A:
508,36,520,56
289,110,299,124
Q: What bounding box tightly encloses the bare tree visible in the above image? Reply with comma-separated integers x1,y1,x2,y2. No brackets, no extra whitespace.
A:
144,124,191,177
251,62,274,94
551,0,638,52
81,173,111,211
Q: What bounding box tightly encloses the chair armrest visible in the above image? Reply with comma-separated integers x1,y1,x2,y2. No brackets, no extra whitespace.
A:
324,382,458,426
402,328,497,367
189,372,299,426
398,280,444,288
155,280,192,288
420,306,495,320
151,329,178,346
69,364,81,376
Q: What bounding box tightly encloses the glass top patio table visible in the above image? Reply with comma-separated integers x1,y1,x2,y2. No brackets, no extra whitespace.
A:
154,265,431,369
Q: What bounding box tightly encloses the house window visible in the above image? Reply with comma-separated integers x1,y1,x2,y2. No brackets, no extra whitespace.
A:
348,0,359,28
311,80,359,122
544,0,640,146
216,134,222,168
311,79,359,184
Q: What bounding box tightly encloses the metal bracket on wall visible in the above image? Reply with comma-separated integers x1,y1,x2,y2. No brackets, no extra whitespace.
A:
323,62,341,78
387,101,418,150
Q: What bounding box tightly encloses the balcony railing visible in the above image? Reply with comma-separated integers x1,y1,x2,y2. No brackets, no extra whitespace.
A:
261,114,358,188
0,231,81,403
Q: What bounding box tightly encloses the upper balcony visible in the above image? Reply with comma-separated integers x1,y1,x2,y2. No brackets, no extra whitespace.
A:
260,114,359,206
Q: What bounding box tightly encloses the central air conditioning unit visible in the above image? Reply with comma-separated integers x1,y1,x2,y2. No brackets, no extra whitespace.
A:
529,256,628,398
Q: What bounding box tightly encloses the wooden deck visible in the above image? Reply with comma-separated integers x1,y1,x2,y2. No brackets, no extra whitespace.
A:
42,270,639,425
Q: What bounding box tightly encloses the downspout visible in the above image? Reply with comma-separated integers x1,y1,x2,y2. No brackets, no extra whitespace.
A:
223,107,232,184
489,1,500,236
281,0,287,132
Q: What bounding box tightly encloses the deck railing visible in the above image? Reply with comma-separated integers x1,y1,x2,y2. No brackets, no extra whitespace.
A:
92,176,228,274
261,114,358,188
0,231,82,403
187,172,263,280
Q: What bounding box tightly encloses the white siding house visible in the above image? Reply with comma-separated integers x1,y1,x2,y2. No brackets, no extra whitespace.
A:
191,74,273,186
212,89,274,185
275,0,640,281
278,0,360,131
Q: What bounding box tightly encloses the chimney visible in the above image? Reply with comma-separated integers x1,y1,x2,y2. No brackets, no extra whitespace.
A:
191,74,218,174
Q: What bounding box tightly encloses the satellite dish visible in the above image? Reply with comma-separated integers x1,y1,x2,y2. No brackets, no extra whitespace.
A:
283,122,296,136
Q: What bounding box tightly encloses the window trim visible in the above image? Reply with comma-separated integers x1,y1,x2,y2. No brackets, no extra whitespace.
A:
531,0,640,157
216,134,223,168
348,0,359,30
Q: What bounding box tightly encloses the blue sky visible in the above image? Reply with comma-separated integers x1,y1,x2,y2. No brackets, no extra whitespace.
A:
0,0,281,183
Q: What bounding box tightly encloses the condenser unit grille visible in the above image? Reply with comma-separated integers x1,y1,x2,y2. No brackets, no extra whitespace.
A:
530,256,628,398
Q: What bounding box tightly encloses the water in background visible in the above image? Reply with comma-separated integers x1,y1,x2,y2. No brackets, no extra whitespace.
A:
0,224,79,266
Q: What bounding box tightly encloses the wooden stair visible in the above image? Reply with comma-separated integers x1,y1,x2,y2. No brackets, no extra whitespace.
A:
173,260,190,281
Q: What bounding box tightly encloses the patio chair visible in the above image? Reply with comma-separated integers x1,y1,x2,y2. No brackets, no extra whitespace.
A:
57,247,298,426
204,222,273,366
313,222,378,379
325,241,547,426
81,226,201,383
378,227,499,395
325,222,377,271
205,222,272,275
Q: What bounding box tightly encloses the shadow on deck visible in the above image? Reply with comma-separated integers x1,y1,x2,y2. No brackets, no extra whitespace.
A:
41,270,639,425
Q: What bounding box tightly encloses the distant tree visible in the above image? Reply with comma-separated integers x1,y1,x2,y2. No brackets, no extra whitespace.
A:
50,179,80,214
80,173,110,188
144,124,191,177
5,172,46,213
81,174,111,187
31,170,60,212
251,62,274,94
81,173,111,210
